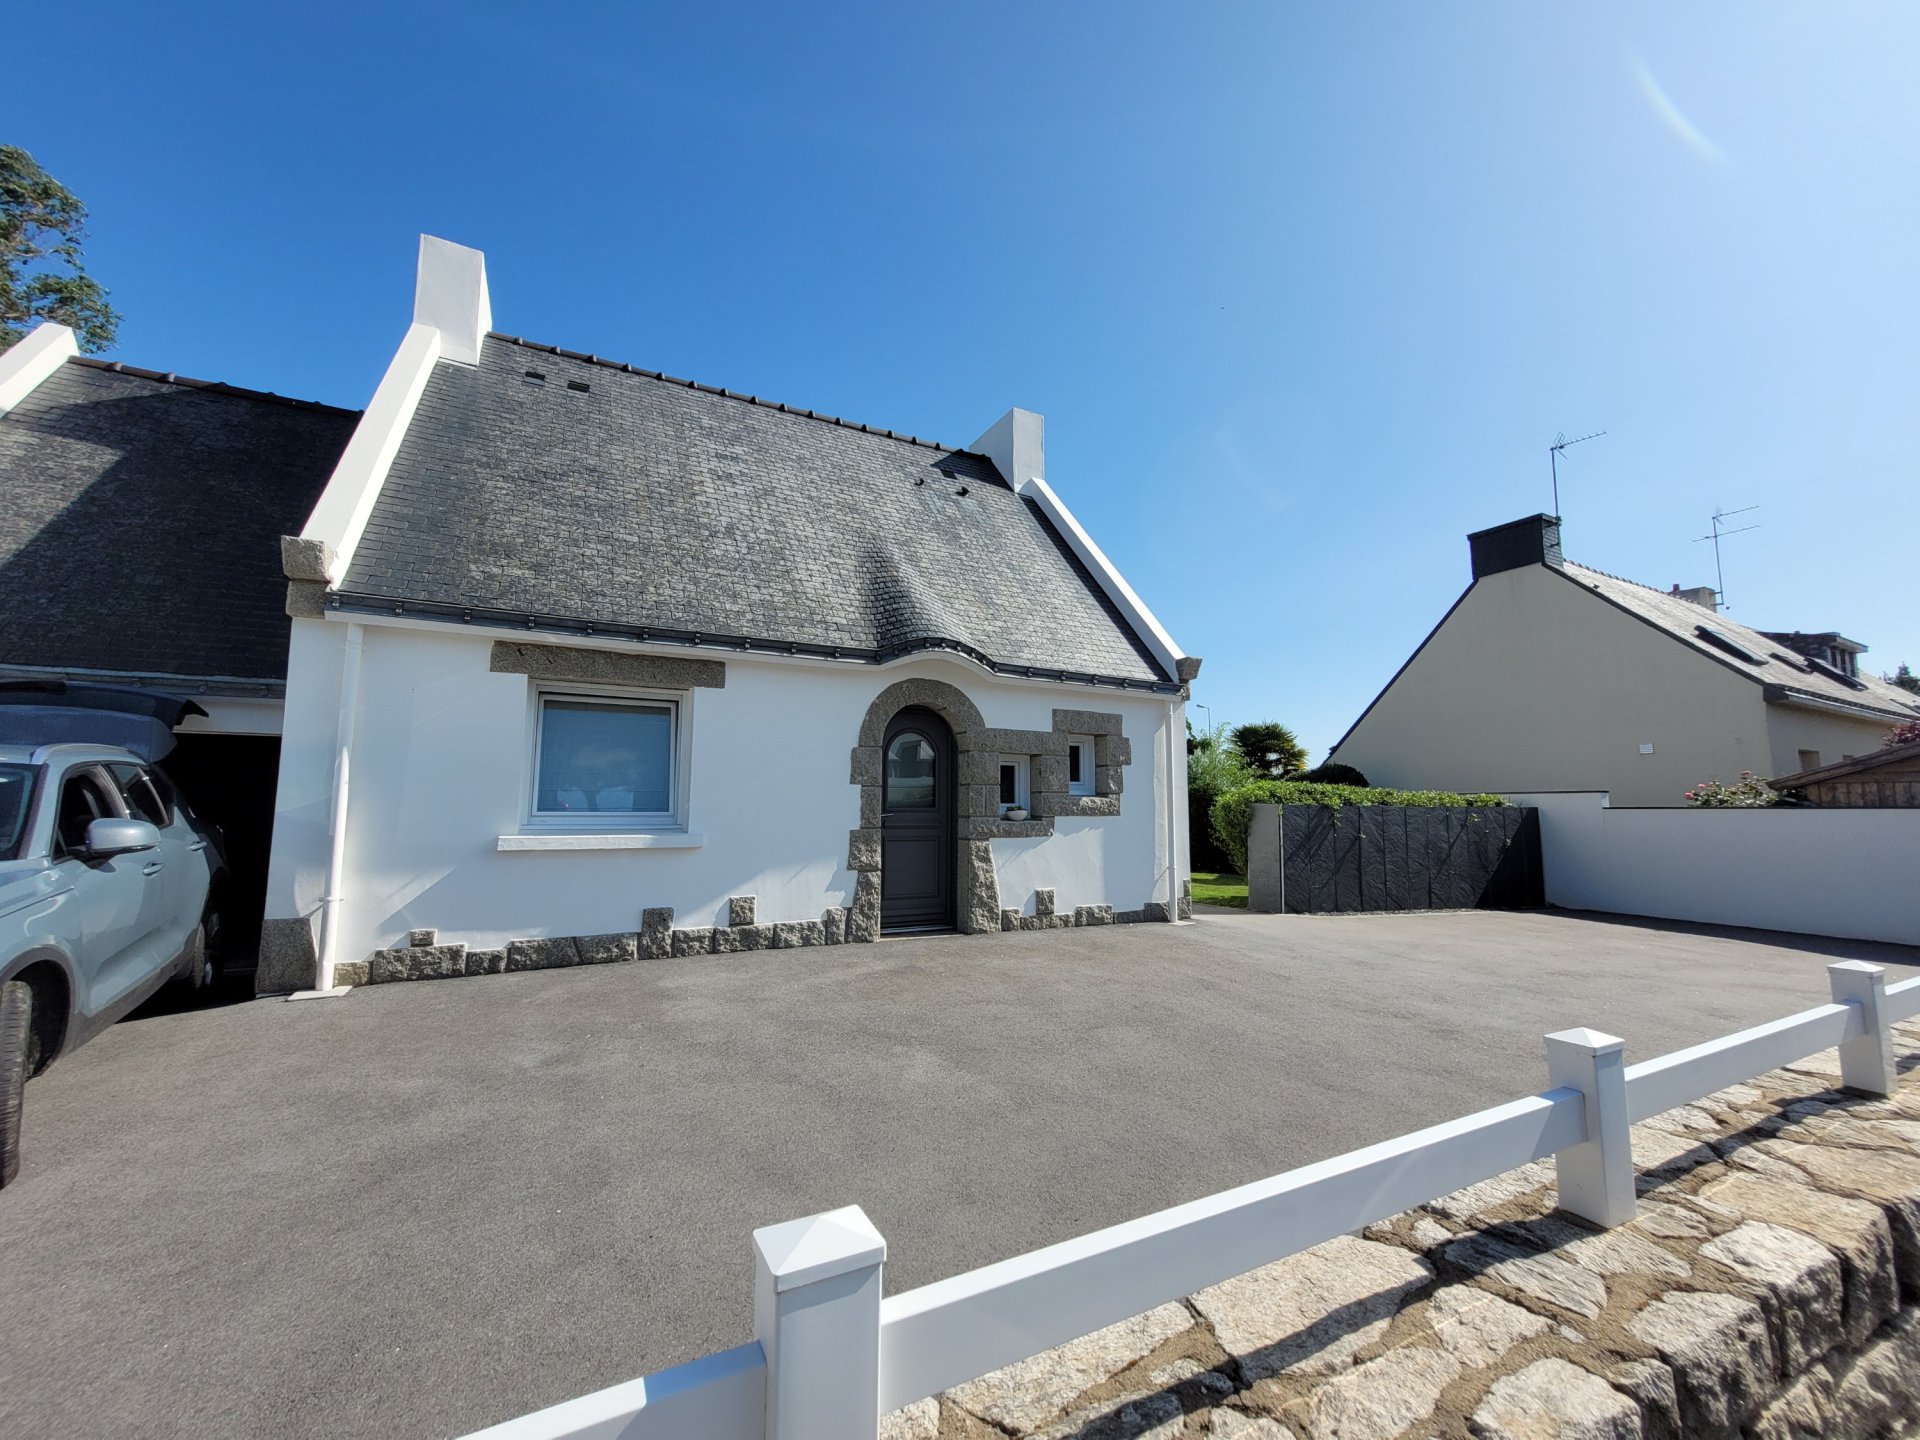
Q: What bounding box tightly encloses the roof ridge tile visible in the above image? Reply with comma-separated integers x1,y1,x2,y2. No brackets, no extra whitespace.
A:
66,356,359,415
487,332,974,459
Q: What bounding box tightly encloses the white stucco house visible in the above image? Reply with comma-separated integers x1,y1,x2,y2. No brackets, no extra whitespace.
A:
259,237,1199,993
1329,513,1919,808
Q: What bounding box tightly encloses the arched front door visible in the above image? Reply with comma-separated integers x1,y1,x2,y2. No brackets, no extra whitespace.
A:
881,706,955,932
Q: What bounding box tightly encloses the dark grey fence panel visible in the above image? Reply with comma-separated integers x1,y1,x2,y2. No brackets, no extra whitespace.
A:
1267,805,1541,915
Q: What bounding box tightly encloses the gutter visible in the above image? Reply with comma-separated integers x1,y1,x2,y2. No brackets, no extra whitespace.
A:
1761,684,1914,724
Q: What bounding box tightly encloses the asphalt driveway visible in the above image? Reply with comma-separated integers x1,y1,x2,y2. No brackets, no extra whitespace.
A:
3,909,1915,1439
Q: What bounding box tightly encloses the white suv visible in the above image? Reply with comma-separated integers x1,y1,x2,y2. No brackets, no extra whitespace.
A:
0,743,224,1187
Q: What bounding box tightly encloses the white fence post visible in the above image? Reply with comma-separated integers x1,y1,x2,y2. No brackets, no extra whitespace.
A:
1545,1027,1635,1228
753,1204,886,1440
1828,961,1895,1097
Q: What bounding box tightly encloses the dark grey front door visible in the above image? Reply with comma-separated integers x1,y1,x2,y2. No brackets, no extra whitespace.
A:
881,707,955,932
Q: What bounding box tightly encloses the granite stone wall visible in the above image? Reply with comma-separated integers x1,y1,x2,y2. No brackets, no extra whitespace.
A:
879,1017,1920,1440
339,887,1178,989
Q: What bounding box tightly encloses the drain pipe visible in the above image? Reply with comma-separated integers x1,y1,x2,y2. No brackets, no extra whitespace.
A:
315,621,365,991
1165,694,1184,918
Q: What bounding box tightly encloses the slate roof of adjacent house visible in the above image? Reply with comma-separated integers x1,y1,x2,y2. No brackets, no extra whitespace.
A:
0,357,359,689
337,335,1173,688
1561,562,1920,721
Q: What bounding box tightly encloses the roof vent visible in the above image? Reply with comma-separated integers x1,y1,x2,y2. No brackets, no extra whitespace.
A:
523,369,546,383
1695,625,1765,665
567,380,591,394
1804,654,1867,691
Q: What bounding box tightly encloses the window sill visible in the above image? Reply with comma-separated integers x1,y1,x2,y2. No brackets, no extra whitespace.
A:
497,831,705,852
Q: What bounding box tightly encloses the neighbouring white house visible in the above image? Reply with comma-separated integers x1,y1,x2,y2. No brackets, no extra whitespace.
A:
258,236,1199,992
1329,513,1920,808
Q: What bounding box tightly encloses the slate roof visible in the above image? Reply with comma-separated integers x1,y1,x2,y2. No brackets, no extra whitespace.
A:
1562,562,1920,722
0,358,359,687
338,336,1172,688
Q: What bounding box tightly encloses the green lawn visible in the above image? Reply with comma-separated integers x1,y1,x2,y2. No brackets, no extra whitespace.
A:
1190,871,1248,908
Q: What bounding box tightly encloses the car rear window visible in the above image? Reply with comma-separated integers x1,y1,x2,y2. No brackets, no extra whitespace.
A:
0,764,39,861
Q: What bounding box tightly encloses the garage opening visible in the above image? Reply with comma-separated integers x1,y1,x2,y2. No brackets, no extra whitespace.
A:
161,733,282,981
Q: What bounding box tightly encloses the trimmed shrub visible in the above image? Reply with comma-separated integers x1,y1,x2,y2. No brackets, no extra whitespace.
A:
1210,780,1507,877
1298,762,1370,787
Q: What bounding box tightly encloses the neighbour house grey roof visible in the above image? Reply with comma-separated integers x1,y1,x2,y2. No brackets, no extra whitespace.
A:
337,335,1173,689
1561,563,1920,722
0,358,359,690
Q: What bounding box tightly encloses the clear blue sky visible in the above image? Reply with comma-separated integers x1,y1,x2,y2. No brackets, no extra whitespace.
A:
18,3,1917,758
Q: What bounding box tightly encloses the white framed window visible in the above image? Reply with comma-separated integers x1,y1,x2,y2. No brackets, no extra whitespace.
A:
529,688,687,830
1067,735,1096,796
998,755,1031,815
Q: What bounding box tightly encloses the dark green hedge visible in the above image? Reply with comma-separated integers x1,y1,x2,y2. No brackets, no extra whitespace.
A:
1210,781,1507,876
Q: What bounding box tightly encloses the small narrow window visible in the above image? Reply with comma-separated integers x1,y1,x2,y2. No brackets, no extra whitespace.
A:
1797,750,1821,772
998,755,1030,815
1067,736,1096,796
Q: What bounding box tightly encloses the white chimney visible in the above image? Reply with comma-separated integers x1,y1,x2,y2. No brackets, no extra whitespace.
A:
972,407,1045,493
413,235,490,365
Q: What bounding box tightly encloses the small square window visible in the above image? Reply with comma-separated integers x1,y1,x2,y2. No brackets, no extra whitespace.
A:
1067,736,1096,796
998,755,1030,815
533,692,681,826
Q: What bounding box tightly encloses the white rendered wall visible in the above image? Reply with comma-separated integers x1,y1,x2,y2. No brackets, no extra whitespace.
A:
1761,704,1894,780
265,618,349,925
1513,791,1919,946
266,620,1180,962
176,697,285,736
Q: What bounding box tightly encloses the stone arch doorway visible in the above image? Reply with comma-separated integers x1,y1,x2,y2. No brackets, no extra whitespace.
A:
848,678,997,939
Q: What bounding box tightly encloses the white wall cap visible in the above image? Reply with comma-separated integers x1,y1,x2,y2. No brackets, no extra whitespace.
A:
753,1205,887,1292
972,406,1045,492
414,234,491,366
300,321,443,582
1022,472,1186,674
0,322,80,415
1545,1027,1626,1056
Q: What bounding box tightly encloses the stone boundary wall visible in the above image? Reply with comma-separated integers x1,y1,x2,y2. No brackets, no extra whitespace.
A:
879,1018,1920,1440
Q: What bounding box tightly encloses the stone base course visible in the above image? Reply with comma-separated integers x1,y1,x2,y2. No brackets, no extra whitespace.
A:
337,868,1179,993
879,1018,1920,1440
350,898,868,988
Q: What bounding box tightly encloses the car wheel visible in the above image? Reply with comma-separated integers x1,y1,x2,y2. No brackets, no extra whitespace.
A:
0,979,31,1189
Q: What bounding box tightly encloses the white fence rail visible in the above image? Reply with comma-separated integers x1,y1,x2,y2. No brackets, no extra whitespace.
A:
468,963,1920,1440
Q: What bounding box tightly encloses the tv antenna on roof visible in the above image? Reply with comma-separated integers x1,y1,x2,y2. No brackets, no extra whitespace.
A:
1693,505,1760,610
1549,430,1606,517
